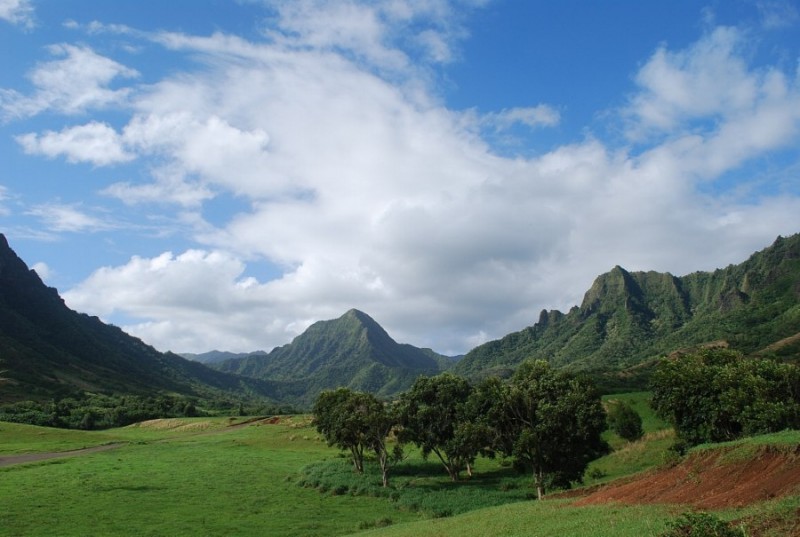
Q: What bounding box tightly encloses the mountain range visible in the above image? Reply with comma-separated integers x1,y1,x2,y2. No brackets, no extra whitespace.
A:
454,234,800,386
1,232,798,406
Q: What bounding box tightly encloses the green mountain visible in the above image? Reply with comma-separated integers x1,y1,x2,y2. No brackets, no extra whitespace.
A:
180,350,268,365
214,309,454,404
454,234,800,384
0,234,279,404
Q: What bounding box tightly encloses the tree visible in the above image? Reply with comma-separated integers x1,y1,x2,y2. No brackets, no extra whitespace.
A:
313,388,371,473
651,348,800,447
312,388,400,485
396,373,475,481
607,400,644,442
496,360,607,499
362,400,402,487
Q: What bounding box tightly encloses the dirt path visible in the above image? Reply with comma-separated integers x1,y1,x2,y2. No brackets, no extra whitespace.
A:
0,443,125,468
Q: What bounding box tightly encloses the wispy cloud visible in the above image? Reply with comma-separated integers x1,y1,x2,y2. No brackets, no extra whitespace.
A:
757,1,800,29
0,0,34,29
26,203,115,233
0,44,138,119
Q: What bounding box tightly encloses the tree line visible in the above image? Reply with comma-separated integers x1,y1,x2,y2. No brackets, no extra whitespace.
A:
313,360,608,499
314,349,799,497
0,392,296,430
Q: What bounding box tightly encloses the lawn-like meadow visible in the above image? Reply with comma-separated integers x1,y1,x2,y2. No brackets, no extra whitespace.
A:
0,395,679,537
0,417,423,536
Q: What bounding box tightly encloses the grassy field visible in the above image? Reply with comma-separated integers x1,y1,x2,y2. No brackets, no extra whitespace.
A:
2,399,797,537
0,416,423,536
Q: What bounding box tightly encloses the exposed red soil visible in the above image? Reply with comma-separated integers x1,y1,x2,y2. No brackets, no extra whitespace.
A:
573,445,800,509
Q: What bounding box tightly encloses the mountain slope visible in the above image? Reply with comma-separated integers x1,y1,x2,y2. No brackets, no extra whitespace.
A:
0,234,279,403
181,350,267,365
455,234,800,380
215,309,452,403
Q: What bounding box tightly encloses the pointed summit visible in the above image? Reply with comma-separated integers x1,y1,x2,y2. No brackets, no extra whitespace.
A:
216,309,452,404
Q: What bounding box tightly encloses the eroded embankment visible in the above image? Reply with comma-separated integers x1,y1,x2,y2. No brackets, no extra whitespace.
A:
574,444,800,509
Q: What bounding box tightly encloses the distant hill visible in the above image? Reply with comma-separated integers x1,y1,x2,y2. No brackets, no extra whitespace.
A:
0,234,280,404
214,309,455,404
454,234,800,385
181,350,267,365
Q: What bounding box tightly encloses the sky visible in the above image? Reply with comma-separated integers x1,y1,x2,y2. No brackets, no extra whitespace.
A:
1,0,800,356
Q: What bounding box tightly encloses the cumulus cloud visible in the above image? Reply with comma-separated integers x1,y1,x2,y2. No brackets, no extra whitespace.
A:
0,0,34,28
16,122,134,165
18,9,800,354
1,44,138,119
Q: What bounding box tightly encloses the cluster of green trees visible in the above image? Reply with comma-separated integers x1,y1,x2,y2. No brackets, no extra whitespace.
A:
0,393,297,430
0,393,203,429
651,348,800,448
313,360,608,499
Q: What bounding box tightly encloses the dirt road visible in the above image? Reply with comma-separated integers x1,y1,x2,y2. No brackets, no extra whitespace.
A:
0,443,124,468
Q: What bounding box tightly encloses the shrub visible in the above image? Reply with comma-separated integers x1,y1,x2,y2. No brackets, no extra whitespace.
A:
660,512,745,537
607,401,644,442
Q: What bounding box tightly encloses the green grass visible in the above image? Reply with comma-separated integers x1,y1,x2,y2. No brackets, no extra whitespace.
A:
298,452,537,518
0,417,422,536
2,404,797,537
358,499,676,537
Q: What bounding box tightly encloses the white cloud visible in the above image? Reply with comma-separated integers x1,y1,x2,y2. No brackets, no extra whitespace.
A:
31,262,52,281
16,122,134,165
0,0,33,28
480,105,561,131
0,185,9,216
22,13,800,354
1,44,138,119
626,27,758,136
263,0,476,70
27,203,113,233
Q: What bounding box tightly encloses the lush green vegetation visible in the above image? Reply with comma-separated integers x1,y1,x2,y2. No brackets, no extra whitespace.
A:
0,392,297,430
313,363,607,497
214,309,454,405
455,234,800,382
651,348,800,448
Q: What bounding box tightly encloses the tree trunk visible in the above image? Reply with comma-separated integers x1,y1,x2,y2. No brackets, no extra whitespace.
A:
378,448,389,487
534,468,544,500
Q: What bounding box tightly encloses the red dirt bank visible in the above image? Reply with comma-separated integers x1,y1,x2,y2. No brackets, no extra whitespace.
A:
574,445,800,509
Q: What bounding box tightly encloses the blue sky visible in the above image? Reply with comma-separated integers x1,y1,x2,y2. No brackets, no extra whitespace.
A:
1,0,799,355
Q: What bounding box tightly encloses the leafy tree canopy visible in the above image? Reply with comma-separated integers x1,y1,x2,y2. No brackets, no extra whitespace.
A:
651,347,800,447
498,360,608,499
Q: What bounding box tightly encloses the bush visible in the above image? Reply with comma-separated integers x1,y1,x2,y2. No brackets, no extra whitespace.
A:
660,512,745,537
607,400,644,442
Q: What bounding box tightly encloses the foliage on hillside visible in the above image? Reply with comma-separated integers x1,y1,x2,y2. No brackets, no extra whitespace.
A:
455,234,800,383
215,309,454,405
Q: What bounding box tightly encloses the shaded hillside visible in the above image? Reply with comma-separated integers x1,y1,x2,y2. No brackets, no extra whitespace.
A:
215,309,453,404
455,234,800,380
0,234,279,403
